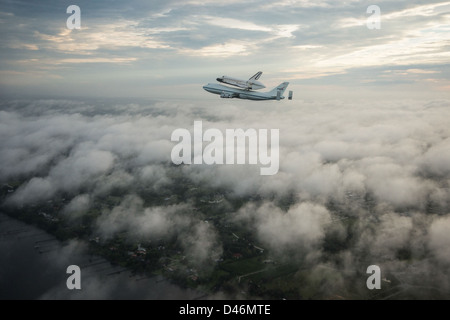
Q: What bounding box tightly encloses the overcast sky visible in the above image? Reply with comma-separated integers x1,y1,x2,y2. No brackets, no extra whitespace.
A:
0,0,449,99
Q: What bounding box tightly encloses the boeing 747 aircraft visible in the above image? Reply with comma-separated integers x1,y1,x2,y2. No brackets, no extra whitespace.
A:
203,82,292,101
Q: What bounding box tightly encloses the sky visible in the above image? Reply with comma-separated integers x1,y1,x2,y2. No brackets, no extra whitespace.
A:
0,0,449,99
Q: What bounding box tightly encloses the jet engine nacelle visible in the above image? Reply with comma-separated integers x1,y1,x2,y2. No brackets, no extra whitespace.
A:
239,93,251,99
220,92,234,98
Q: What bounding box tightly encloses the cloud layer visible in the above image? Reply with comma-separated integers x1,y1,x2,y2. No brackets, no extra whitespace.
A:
1,97,450,298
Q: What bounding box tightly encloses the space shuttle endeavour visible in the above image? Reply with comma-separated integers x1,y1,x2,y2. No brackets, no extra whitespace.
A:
216,71,266,90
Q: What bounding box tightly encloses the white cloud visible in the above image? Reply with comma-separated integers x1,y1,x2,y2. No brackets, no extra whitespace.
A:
235,201,332,254
429,215,450,265
2,97,450,297
338,2,450,28
63,194,91,219
180,41,251,57
201,16,272,32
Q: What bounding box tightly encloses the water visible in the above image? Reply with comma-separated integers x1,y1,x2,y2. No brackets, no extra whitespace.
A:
0,213,202,300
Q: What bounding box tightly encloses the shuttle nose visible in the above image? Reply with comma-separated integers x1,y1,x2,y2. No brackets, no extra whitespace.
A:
216,78,223,82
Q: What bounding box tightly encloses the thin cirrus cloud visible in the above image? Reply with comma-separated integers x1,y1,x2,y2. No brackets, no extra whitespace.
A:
338,2,450,28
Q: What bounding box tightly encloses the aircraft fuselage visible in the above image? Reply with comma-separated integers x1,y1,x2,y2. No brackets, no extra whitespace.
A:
203,83,284,101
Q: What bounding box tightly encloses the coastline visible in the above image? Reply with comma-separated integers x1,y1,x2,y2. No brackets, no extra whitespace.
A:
0,212,204,300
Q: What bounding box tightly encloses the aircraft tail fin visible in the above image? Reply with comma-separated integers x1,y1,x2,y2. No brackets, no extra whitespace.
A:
249,71,262,81
269,82,289,96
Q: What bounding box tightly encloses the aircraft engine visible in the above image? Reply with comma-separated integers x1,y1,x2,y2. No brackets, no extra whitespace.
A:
220,92,234,98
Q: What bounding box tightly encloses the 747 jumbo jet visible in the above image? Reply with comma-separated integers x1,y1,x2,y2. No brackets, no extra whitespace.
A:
203,81,292,101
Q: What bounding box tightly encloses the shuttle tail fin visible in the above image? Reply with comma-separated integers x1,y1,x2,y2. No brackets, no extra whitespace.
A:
249,71,263,81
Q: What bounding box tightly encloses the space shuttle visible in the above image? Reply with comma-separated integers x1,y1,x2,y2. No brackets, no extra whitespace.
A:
216,71,266,90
